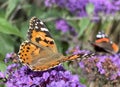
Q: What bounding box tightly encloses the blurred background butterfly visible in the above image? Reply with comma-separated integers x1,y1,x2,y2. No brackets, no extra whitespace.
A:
89,31,119,54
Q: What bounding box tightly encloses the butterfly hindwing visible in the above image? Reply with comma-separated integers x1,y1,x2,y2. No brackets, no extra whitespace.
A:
18,40,61,71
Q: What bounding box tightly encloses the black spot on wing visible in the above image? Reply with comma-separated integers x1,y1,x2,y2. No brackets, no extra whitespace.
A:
35,37,41,43
49,41,54,44
44,39,49,43
43,39,54,45
27,47,30,50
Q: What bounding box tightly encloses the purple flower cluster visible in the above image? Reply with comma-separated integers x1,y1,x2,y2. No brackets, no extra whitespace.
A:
55,19,70,33
44,0,120,16
90,0,120,15
2,53,86,87
45,0,65,7
5,65,86,87
5,53,18,63
79,53,120,84
55,19,77,35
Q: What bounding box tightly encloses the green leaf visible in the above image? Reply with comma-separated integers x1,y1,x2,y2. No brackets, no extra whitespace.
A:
0,84,5,87
20,21,29,40
0,61,6,72
36,8,65,19
86,3,94,15
78,18,90,37
67,21,80,30
85,22,95,39
0,17,23,38
6,0,19,19
80,77,87,84
0,33,14,58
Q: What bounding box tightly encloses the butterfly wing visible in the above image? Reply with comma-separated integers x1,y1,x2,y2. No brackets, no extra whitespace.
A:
28,17,58,53
89,40,116,54
18,40,63,71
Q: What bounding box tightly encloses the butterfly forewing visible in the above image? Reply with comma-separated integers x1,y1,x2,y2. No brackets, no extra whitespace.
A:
28,17,58,53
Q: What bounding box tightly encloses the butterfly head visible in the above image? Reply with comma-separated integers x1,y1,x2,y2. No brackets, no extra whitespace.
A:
96,31,108,39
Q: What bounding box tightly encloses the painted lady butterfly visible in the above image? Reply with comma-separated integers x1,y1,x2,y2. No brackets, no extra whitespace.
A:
18,17,94,71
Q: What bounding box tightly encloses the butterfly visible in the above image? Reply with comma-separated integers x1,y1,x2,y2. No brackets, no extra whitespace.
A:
18,17,94,71
89,31,119,54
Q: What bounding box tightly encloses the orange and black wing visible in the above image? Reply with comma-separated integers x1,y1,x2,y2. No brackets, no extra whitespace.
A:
28,17,58,53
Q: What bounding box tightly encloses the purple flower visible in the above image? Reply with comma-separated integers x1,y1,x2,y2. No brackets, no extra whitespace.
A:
79,53,120,84
55,19,77,35
42,72,50,81
5,53,18,63
44,0,120,17
5,53,14,63
6,63,20,74
44,0,65,7
4,63,86,87
44,0,56,7
47,80,65,87
65,0,88,16
55,19,70,33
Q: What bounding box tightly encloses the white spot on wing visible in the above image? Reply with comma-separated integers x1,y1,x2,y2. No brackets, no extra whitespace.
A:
36,22,39,24
35,23,37,25
40,21,44,25
41,28,49,31
96,34,102,38
35,26,39,29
